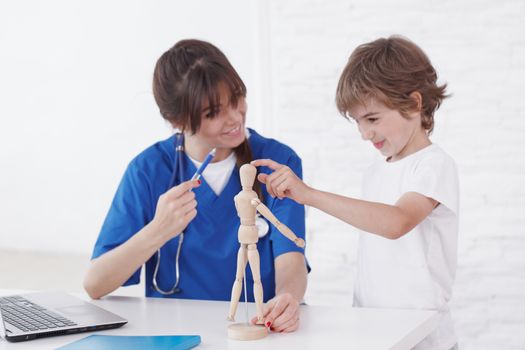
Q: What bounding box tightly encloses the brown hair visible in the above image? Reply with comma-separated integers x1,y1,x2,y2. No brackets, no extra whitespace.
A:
336,35,448,134
152,39,262,197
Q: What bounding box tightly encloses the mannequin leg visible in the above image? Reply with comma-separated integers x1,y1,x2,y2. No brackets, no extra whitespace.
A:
247,244,264,324
228,244,248,321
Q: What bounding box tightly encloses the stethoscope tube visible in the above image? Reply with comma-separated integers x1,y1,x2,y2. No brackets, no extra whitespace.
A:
152,133,185,295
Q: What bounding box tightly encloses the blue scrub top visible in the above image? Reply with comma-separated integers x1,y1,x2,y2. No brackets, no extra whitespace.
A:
91,129,307,302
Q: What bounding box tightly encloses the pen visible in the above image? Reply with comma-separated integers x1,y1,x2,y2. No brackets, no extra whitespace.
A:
191,148,216,181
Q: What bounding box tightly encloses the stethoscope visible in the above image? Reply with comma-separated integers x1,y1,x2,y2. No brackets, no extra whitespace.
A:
151,132,270,295
151,132,185,295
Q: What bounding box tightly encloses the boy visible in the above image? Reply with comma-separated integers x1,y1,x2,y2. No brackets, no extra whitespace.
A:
252,36,459,349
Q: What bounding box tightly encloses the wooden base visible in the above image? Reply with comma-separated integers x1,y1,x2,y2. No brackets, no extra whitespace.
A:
228,323,268,341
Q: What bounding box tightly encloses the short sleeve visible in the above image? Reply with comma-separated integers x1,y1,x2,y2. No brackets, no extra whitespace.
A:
405,152,459,216
91,160,154,286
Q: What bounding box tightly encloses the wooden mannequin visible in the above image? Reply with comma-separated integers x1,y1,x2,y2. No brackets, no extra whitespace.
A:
227,164,305,340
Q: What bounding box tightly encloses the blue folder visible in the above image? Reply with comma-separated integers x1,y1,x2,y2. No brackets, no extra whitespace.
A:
56,334,201,350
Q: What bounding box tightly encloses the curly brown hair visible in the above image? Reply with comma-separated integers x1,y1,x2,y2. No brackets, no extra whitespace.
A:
336,35,448,134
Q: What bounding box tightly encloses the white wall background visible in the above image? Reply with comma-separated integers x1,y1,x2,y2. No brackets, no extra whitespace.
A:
0,0,267,252
1,1,524,349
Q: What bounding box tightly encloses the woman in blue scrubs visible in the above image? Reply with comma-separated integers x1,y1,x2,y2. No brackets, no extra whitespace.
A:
83,39,308,333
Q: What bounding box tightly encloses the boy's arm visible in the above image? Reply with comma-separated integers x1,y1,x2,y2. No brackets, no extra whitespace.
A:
252,158,437,240
307,190,437,239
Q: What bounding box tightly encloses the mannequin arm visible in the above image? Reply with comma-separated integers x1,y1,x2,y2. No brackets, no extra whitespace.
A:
251,198,305,248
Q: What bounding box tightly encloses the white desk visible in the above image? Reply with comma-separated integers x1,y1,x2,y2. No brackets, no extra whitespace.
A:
1,289,438,350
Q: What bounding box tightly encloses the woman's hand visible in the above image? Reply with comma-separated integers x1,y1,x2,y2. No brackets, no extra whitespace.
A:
251,293,300,333
251,159,313,205
150,179,201,242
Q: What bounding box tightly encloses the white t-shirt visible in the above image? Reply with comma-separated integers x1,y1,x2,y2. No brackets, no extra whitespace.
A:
354,144,459,350
189,151,237,196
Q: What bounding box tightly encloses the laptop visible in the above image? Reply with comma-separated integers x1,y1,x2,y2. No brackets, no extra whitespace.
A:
0,292,127,342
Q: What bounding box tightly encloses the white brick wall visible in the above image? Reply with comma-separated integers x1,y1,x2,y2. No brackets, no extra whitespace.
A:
265,1,525,349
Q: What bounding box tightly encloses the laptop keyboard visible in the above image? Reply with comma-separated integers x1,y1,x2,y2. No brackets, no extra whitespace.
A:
0,296,77,332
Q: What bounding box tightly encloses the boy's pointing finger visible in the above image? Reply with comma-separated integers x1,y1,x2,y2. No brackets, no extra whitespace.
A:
251,159,283,170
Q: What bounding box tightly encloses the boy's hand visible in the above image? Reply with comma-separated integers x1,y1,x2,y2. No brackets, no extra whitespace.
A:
250,293,300,333
251,159,311,204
